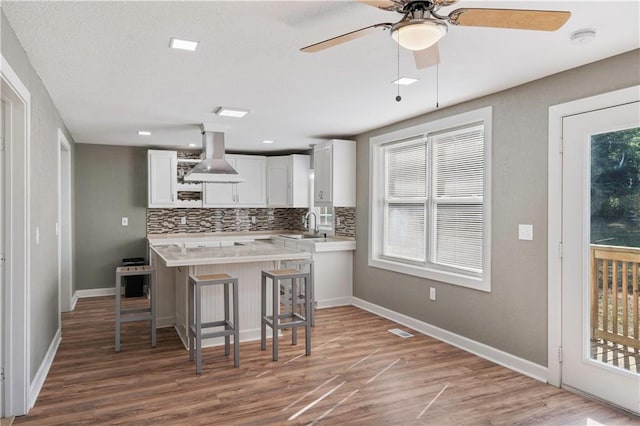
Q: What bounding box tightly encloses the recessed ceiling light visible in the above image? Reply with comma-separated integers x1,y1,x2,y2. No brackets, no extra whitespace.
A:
169,37,199,51
392,77,419,86
138,130,151,136
188,143,197,147
215,107,250,118
262,140,274,144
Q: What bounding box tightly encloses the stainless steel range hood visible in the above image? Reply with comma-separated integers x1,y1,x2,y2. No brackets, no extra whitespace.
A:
183,126,244,183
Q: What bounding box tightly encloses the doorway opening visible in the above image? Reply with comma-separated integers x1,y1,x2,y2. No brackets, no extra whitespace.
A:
58,130,73,314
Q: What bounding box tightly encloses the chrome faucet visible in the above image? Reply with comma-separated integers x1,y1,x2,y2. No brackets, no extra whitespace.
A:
304,211,319,234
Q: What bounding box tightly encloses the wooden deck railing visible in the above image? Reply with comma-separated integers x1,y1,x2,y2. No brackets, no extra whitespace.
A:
590,244,640,349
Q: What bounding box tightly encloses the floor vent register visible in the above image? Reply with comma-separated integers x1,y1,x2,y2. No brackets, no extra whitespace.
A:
388,328,414,338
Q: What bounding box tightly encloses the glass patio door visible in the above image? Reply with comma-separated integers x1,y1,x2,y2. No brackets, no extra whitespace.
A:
561,101,640,414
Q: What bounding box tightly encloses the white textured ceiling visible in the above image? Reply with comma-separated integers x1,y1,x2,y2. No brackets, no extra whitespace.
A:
2,1,639,152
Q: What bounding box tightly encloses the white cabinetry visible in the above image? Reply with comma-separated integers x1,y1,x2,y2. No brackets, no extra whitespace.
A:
266,154,310,208
148,150,177,208
313,139,355,207
203,155,266,207
271,238,353,308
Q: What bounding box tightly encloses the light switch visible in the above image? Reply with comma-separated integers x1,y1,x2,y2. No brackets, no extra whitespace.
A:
36,227,40,245
429,287,436,301
122,217,128,227
518,224,533,241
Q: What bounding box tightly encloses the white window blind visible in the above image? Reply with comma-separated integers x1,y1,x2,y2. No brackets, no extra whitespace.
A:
431,125,484,272
383,140,427,262
385,140,427,199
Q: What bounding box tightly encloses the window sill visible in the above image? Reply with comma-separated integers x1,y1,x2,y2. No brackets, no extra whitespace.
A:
368,257,490,292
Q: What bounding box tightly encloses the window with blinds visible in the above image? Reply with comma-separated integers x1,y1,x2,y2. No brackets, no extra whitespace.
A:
431,125,484,272
376,121,486,279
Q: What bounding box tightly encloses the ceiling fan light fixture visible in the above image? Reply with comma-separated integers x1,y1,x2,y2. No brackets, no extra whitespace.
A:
391,19,447,51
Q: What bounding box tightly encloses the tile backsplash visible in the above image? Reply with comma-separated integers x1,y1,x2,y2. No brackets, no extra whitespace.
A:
147,207,356,237
334,207,355,238
147,208,308,234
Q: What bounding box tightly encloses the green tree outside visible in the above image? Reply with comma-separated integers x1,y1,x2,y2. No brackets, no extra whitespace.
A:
590,127,640,247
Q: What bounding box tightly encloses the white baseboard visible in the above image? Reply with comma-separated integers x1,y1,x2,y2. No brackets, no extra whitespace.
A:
29,328,61,409
70,292,79,311
352,297,548,383
74,288,114,299
157,315,176,328
316,297,353,309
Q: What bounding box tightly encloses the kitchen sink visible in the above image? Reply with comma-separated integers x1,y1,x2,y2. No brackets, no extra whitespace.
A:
278,234,326,240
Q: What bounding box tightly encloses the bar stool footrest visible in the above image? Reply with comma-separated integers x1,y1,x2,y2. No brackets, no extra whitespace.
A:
120,314,152,323
121,307,151,315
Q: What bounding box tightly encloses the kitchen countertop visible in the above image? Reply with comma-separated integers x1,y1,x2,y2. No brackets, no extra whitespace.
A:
151,240,311,267
147,230,287,246
147,230,356,252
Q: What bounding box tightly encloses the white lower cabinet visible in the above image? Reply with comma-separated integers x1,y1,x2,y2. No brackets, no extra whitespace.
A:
272,239,353,308
312,251,353,308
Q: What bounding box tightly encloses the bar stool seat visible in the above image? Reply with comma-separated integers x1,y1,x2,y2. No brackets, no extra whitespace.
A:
115,264,156,352
188,273,239,375
261,268,311,361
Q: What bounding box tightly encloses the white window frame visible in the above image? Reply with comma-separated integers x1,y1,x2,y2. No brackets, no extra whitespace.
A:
369,107,492,291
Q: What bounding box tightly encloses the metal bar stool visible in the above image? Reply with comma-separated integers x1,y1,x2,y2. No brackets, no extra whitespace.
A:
281,259,315,327
261,268,311,361
188,273,239,374
115,264,156,352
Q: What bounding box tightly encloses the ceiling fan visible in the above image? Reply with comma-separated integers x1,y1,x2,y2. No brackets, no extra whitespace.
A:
300,0,571,69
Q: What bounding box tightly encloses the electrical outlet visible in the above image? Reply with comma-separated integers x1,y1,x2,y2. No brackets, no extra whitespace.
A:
251,216,257,224
121,217,128,226
429,287,436,301
180,217,187,225
336,217,341,227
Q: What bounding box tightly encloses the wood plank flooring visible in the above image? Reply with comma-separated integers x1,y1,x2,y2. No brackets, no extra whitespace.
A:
14,297,639,425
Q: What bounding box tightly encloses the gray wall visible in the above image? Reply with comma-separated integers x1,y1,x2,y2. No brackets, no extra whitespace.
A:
75,144,148,290
1,10,76,381
354,49,640,367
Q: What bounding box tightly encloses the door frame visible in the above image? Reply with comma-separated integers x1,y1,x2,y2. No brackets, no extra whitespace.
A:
547,85,640,387
58,129,73,313
1,54,32,416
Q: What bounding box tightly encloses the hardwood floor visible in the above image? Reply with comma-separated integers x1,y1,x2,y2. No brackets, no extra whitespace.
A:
15,297,638,425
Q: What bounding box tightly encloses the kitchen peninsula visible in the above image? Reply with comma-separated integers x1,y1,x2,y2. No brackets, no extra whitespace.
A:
150,240,312,347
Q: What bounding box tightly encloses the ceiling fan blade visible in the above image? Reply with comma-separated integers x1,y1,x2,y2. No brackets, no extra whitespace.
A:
414,44,440,69
449,8,571,31
357,0,398,10
300,23,391,53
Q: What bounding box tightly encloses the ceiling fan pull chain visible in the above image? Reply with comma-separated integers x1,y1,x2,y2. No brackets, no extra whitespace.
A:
435,63,439,108
395,34,402,102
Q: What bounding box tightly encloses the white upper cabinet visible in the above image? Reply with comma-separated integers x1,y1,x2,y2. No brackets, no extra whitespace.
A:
148,150,177,208
267,154,310,208
314,140,355,207
203,155,266,207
